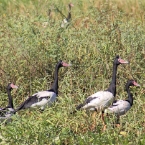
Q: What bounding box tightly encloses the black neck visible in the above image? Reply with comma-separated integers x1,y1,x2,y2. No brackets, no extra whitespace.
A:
7,88,13,108
66,12,71,21
66,6,72,21
50,64,60,94
106,62,118,96
125,85,133,106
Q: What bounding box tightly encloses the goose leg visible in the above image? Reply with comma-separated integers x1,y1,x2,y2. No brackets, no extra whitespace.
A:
102,111,106,131
90,111,97,130
115,115,120,128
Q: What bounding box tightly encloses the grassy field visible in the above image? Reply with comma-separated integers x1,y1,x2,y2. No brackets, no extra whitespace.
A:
0,0,145,144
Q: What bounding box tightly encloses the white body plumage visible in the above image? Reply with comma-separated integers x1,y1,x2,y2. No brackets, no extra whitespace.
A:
61,19,68,28
30,91,57,109
0,108,14,122
104,100,131,116
83,91,114,111
0,115,13,122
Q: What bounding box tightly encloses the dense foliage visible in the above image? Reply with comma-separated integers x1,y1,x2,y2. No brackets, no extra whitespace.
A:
0,0,145,144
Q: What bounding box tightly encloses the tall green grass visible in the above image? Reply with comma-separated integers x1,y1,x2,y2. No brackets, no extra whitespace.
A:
0,0,145,144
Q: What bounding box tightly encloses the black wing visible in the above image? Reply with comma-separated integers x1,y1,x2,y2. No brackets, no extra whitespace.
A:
85,96,98,104
15,95,38,112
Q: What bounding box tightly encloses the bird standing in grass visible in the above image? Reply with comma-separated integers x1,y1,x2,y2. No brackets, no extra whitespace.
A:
15,60,71,112
0,83,18,121
61,3,74,28
72,55,129,130
104,79,140,127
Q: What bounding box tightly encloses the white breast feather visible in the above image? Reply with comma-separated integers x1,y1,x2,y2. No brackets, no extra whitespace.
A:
61,19,68,28
105,100,131,116
83,91,114,111
0,110,13,122
0,115,12,122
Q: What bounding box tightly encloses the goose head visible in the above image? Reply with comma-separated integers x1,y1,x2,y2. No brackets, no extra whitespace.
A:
68,3,74,10
7,83,18,91
127,80,140,87
114,55,129,65
57,60,71,68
